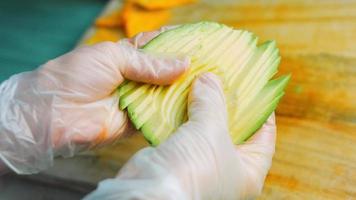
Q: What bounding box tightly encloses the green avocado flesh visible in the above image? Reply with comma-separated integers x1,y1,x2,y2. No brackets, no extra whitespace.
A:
119,22,290,146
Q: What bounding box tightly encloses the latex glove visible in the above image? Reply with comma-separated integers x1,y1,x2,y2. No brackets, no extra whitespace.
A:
85,73,276,200
0,30,189,175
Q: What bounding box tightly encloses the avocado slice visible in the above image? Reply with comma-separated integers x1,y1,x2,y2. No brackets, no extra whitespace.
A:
118,22,290,146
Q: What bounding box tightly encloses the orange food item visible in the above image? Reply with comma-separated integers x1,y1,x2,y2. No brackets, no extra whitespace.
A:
85,28,120,45
129,0,196,10
95,9,123,28
122,3,171,37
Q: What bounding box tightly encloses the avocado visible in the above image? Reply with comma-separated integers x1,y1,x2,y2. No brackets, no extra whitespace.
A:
118,22,290,146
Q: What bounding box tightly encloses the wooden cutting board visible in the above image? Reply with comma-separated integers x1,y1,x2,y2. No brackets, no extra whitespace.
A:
40,0,356,199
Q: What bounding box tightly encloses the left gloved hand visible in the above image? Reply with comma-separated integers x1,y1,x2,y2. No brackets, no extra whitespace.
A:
0,28,189,174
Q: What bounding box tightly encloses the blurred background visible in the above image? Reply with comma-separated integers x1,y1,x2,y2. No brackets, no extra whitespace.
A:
0,0,355,199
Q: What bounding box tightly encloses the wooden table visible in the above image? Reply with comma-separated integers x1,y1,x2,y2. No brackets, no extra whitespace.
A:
17,0,356,199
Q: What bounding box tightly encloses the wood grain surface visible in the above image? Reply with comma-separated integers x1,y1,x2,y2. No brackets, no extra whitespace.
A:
42,0,356,199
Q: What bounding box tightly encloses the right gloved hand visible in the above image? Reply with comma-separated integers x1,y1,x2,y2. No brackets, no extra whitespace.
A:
85,73,276,200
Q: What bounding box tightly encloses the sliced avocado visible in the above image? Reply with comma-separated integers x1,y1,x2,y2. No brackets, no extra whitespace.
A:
118,21,290,146
230,75,290,143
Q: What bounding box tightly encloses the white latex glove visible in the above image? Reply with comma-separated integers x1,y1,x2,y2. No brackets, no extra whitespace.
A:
85,73,276,200
0,29,189,175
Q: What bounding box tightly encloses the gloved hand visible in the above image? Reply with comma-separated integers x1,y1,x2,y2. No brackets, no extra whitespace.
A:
85,73,276,200
0,29,189,175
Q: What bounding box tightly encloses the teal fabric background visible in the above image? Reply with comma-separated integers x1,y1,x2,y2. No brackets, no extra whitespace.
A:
0,2,106,198
0,0,106,82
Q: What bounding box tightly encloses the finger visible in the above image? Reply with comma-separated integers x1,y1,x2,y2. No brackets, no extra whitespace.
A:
244,113,276,146
53,95,128,152
237,113,276,154
187,72,228,128
116,42,189,85
159,72,229,150
44,41,189,102
127,25,180,48
89,96,131,148
235,113,276,175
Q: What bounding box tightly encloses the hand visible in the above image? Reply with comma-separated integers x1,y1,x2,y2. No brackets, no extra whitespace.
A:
85,73,276,200
0,29,189,174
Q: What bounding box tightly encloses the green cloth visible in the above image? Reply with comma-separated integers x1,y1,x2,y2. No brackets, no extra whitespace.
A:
0,0,106,82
